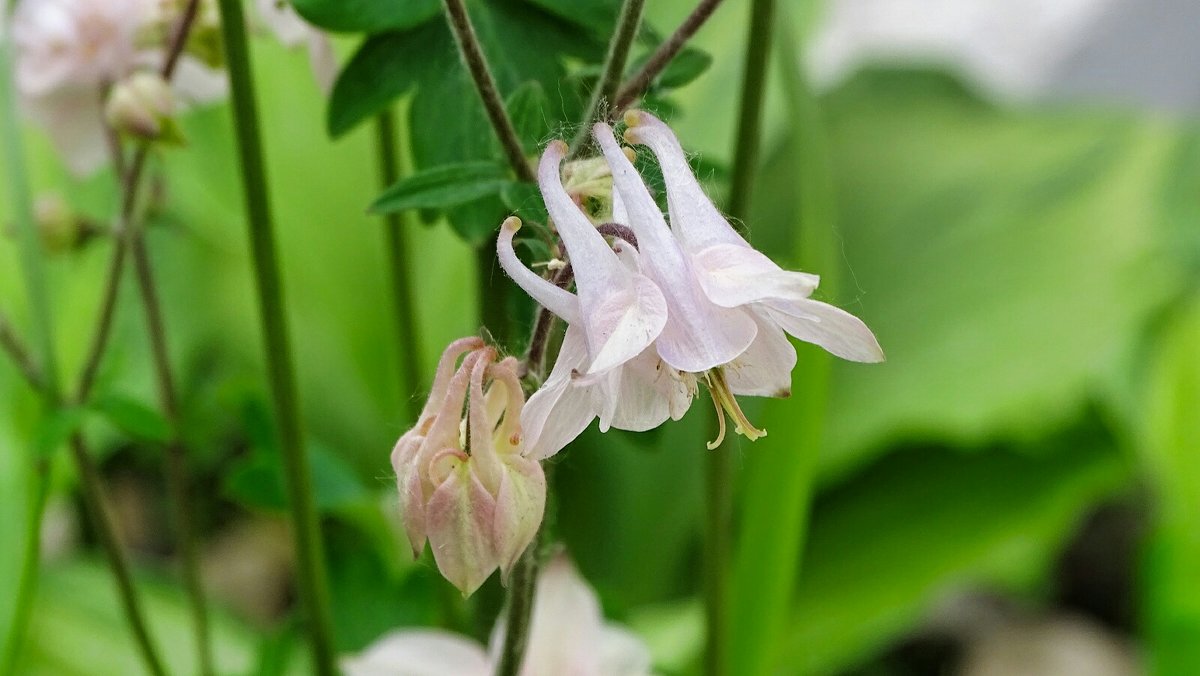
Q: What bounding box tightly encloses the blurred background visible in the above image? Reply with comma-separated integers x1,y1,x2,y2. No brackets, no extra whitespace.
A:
1,0,1198,674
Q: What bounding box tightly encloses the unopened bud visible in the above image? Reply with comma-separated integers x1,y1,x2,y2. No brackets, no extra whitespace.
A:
105,72,180,142
34,193,83,253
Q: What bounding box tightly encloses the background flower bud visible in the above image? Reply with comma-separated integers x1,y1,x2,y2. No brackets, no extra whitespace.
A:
105,71,181,142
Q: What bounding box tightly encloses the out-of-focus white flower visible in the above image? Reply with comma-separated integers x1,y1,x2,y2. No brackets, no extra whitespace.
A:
342,555,653,676
254,0,336,93
392,338,546,596
11,0,226,175
105,71,176,140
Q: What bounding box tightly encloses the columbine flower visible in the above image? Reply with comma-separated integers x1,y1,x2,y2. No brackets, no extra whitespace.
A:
391,338,546,596
11,0,226,175
254,0,336,93
497,141,698,459
342,555,653,676
589,114,884,446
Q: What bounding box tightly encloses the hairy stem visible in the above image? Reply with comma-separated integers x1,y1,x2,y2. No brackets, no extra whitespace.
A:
569,0,647,153
705,1,776,674
70,435,169,676
374,111,423,421
439,0,535,182
215,1,337,673
613,0,726,115
493,543,540,676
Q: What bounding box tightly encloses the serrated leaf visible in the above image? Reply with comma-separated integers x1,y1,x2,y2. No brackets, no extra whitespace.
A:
291,0,440,33
370,162,513,214
653,47,713,90
91,394,172,444
506,81,552,153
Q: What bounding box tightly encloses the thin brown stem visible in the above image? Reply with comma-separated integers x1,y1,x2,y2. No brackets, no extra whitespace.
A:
439,0,535,182
0,312,43,391
613,0,726,115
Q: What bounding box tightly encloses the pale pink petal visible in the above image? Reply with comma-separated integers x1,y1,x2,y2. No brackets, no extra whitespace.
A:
624,110,748,252
391,431,429,558
497,217,581,324
23,88,109,176
763,297,885,363
723,310,796,398
492,457,545,581
305,29,337,94
521,327,599,460
170,56,229,105
603,346,694,432
426,460,499,596
540,141,667,375
691,243,819,306
594,123,757,373
255,0,308,45
341,630,489,676
596,626,655,676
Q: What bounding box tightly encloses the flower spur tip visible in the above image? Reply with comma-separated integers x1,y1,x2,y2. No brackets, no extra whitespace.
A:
502,216,522,232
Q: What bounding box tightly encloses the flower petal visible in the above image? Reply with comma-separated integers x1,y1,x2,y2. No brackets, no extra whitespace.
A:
341,629,489,676
594,123,758,373
763,297,886,363
692,243,819,306
492,456,546,581
603,346,695,431
426,460,499,596
521,326,599,460
540,141,667,374
624,110,748,252
596,626,655,676
723,310,797,398
496,217,581,324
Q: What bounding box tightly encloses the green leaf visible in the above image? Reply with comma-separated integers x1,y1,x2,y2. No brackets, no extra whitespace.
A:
291,0,440,33
506,81,551,153
369,162,513,215
33,406,87,458
90,394,171,444
223,439,369,514
522,0,621,33
650,47,713,90
1139,296,1200,673
782,431,1129,675
815,68,1188,479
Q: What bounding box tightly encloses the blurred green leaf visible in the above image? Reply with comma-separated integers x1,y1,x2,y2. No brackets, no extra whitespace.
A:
522,0,620,33
817,68,1187,479
642,46,713,91
90,394,171,445
224,439,368,513
781,431,1129,675
370,162,513,215
1139,295,1200,673
34,406,87,458
291,0,440,33
506,81,552,153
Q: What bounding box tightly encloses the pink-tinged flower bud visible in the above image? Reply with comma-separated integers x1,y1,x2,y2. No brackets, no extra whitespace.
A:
391,338,545,596
105,71,179,142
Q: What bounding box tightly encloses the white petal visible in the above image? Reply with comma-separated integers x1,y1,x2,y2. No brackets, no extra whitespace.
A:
496,218,581,324
723,310,796,398
171,57,229,106
23,88,108,176
255,0,309,46
521,327,599,460
596,626,655,676
604,346,694,431
540,141,666,374
341,630,489,676
624,110,748,252
763,298,885,363
497,556,606,675
692,243,819,307
305,29,337,94
594,123,758,373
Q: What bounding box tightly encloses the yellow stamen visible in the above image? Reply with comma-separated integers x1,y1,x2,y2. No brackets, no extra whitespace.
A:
704,368,766,449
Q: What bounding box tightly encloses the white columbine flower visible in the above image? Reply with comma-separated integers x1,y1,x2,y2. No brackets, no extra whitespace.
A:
498,141,695,459
254,0,336,93
342,555,653,676
11,0,226,175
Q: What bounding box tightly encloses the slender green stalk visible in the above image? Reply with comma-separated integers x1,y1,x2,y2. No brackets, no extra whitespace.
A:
0,313,43,391
374,111,423,421
439,0,535,182
0,7,60,669
705,2,775,674
613,0,726,115
493,540,539,676
728,11,836,676
129,236,213,676
569,0,646,153
215,2,337,673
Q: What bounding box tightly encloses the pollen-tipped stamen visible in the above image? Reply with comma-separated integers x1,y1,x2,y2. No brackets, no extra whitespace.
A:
703,367,766,449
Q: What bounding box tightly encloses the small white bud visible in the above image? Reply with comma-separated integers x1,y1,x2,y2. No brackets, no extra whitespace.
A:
105,71,178,142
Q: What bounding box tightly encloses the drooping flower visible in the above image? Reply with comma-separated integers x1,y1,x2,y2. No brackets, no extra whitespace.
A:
254,0,336,93
10,0,226,175
391,338,546,595
342,555,653,676
497,141,695,459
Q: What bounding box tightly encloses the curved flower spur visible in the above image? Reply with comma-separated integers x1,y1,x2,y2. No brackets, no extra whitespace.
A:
391,338,546,596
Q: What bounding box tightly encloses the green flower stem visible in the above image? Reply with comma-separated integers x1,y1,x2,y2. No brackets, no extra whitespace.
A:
129,234,214,676
613,0,726,115
439,0,535,182
569,0,646,153
0,313,43,392
705,1,776,674
493,534,540,676
215,2,337,673
374,111,423,421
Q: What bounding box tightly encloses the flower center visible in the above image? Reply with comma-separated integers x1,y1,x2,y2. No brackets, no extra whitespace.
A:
702,367,766,450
